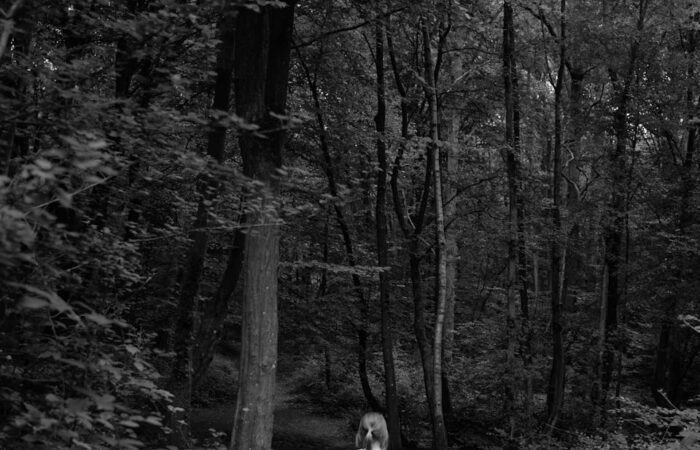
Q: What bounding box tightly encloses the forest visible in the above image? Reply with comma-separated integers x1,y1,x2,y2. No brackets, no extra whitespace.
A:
1,0,700,449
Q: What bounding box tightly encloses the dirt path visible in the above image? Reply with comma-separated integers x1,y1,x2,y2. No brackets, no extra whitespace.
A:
191,380,349,450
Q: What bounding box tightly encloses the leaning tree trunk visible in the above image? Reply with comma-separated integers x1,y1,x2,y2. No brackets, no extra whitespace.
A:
230,3,295,449
192,228,245,389
167,3,237,446
374,6,402,449
422,16,449,450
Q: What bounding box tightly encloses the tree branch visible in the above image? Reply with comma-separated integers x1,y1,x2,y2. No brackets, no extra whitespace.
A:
293,6,406,49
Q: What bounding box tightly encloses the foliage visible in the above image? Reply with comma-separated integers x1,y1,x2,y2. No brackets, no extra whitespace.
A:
1,0,700,448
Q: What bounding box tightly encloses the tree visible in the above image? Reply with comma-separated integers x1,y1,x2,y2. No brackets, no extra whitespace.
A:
421,10,449,450
502,0,528,429
546,0,566,428
167,2,238,445
295,39,383,412
230,2,295,449
373,3,402,448
597,0,648,412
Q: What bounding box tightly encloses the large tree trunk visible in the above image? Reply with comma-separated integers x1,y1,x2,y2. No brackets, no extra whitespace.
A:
167,3,237,446
374,6,402,449
422,17,449,450
230,3,294,449
546,0,566,428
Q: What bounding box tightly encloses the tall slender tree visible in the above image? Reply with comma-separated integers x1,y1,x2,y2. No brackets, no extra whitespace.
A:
387,14,439,443
502,0,524,428
598,0,647,410
374,3,402,448
421,13,449,450
547,0,566,428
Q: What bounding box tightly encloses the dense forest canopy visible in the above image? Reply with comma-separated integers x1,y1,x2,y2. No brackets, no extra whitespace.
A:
1,0,700,449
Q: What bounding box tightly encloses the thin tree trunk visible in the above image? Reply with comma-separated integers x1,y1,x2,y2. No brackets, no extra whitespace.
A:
502,1,521,429
591,262,608,422
387,16,438,430
561,66,585,314
0,0,26,65
601,101,626,397
191,1,244,390
600,2,645,405
0,0,31,174
441,37,460,423
422,17,449,450
653,50,697,407
230,3,294,449
167,3,237,445
167,198,207,448
192,228,245,389
546,0,566,429
296,47,383,412
374,6,402,449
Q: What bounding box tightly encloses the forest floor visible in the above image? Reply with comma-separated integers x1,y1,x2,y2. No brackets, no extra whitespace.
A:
190,354,349,449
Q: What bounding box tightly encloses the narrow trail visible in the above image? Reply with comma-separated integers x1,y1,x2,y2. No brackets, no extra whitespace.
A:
191,379,349,450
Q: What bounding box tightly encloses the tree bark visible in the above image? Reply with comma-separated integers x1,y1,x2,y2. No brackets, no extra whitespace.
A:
374,6,402,449
422,17,449,450
230,3,294,449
